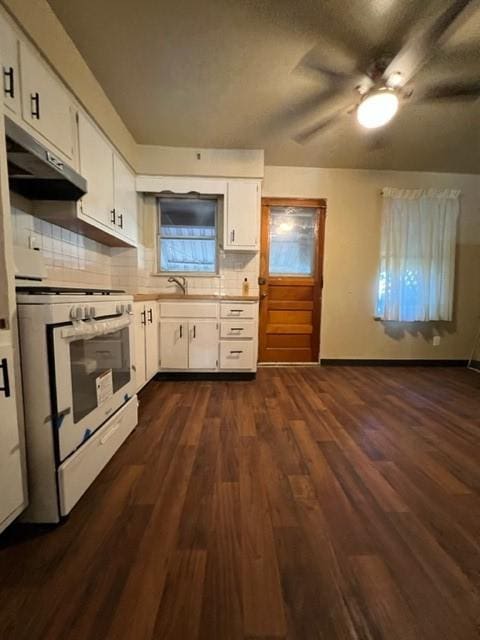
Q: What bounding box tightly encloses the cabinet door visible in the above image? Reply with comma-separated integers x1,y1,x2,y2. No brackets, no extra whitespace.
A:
0,14,20,116
133,303,146,391
159,321,188,369
77,111,115,229
189,321,218,370
19,42,74,159
0,345,25,529
113,153,138,245
225,180,260,250
145,304,159,380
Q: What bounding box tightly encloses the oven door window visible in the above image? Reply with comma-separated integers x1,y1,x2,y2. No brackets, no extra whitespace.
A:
69,326,131,423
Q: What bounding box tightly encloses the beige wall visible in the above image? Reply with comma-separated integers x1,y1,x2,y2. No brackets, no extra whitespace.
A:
263,166,480,360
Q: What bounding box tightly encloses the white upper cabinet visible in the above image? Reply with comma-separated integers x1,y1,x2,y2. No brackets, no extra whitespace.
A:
113,153,138,244
0,13,20,117
77,111,114,229
224,179,260,250
19,42,74,160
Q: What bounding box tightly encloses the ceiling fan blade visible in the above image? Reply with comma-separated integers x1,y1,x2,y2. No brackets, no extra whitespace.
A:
294,103,357,145
384,0,476,85
415,82,480,102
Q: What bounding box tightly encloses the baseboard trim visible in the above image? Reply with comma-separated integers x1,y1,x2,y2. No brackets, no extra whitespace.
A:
320,359,468,367
153,372,256,381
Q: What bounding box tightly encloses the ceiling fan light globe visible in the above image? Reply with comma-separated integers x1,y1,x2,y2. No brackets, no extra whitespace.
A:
357,90,399,129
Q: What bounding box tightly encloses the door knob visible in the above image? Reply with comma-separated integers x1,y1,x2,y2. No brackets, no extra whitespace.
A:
260,293,268,299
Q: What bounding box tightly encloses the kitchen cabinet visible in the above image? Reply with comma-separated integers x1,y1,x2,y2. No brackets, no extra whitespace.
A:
134,302,159,390
113,153,138,244
77,112,137,246
77,111,114,230
159,320,188,369
0,13,20,117
0,344,25,531
19,42,74,160
224,180,260,251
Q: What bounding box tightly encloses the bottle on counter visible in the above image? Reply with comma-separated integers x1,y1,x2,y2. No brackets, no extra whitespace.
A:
242,277,250,296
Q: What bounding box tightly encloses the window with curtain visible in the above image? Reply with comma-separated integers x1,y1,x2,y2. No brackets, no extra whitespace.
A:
376,188,460,322
157,197,217,273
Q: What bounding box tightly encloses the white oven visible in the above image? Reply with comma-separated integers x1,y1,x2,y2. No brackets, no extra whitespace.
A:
16,288,138,523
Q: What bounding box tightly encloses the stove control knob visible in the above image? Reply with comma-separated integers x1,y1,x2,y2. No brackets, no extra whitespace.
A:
116,303,125,315
126,303,133,315
89,306,96,319
70,307,83,321
83,306,91,319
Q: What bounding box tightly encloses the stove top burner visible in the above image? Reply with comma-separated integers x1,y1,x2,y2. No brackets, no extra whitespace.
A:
15,286,126,296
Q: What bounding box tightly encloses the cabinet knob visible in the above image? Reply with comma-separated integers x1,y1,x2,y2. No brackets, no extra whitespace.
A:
3,66,14,98
0,358,11,398
30,92,40,119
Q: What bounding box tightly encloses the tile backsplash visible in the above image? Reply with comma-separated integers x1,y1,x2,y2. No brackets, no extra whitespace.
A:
11,206,112,288
11,202,259,295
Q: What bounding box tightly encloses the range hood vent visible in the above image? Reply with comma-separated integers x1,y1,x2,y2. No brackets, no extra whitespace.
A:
5,117,87,201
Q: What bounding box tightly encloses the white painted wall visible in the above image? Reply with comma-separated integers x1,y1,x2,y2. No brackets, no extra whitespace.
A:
263,166,480,360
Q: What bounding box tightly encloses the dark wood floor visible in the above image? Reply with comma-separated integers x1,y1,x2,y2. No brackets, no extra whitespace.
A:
1,366,480,640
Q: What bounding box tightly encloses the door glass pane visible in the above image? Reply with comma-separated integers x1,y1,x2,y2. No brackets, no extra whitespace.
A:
69,326,131,423
269,207,317,276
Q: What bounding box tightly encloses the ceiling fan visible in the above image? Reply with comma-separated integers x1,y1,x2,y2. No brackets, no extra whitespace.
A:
295,0,480,144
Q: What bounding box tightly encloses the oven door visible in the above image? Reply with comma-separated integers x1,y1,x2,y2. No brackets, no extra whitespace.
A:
50,313,135,461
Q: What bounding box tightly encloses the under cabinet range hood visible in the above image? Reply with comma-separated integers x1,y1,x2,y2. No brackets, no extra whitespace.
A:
5,117,87,201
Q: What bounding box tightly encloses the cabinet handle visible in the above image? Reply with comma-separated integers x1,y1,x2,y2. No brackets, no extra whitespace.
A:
179,324,183,338
141,310,146,325
0,358,11,398
231,327,244,331
229,350,243,355
30,92,40,119
231,309,244,313
148,308,153,323
110,208,116,225
231,229,235,243
3,66,14,98
117,212,123,229
193,325,196,339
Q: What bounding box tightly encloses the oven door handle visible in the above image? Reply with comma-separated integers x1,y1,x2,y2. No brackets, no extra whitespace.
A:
60,315,131,341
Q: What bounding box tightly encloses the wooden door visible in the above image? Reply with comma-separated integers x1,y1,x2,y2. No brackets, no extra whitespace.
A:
259,198,326,363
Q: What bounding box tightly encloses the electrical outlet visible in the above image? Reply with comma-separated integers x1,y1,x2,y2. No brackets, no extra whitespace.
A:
433,335,441,347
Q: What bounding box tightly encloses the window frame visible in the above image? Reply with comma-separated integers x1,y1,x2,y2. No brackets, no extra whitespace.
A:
155,195,219,276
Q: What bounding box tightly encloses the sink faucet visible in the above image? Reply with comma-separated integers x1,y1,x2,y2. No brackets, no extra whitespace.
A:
167,276,187,295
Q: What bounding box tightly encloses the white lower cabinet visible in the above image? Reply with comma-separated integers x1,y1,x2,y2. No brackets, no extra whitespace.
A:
188,321,218,369
158,300,258,372
159,320,188,369
159,320,218,370
0,344,26,532
134,302,159,390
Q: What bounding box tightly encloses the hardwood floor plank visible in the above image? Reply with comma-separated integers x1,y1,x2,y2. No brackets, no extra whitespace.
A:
1,366,479,640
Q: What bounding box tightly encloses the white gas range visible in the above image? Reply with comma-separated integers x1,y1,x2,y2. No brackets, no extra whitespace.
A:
16,285,138,523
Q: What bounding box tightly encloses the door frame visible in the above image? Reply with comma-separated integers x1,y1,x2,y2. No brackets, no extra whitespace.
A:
259,197,326,363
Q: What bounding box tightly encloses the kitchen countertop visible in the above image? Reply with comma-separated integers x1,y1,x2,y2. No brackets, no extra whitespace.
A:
133,293,259,302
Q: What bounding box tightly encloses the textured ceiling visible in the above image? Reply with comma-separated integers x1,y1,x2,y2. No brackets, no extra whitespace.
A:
47,0,480,172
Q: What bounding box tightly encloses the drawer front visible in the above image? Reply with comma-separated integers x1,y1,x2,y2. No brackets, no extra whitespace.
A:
220,341,255,370
220,302,256,319
160,302,218,318
58,396,138,516
220,320,255,339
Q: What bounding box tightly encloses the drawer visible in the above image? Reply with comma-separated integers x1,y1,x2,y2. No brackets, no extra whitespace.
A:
221,320,255,339
160,302,218,318
220,302,256,319
58,396,138,516
220,340,255,370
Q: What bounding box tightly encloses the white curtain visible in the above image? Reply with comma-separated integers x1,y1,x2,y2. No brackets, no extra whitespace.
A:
376,188,460,322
